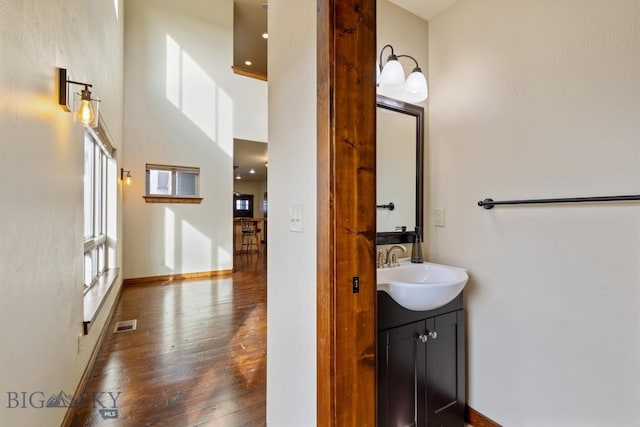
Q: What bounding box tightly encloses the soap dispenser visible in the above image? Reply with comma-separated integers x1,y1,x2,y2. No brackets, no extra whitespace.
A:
411,226,423,263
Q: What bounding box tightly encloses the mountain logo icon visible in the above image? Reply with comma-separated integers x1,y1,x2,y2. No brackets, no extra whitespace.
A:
45,391,74,408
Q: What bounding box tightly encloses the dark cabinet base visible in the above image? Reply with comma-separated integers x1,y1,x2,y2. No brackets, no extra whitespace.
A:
377,293,465,427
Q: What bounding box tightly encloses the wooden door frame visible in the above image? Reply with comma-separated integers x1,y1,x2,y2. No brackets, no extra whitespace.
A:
317,0,377,425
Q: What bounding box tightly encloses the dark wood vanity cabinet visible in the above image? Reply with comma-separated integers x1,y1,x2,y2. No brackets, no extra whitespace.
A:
377,293,465,427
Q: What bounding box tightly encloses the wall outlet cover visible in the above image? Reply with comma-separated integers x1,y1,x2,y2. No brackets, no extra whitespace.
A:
435,208,445,227
289,203,303,233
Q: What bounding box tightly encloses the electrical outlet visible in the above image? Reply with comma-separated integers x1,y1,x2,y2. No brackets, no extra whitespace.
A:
434,208,445,227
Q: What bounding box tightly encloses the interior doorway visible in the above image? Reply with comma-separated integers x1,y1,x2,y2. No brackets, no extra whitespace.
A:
233,139,268,258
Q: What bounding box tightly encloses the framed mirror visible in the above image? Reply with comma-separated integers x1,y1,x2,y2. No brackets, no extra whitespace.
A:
376,94,424,245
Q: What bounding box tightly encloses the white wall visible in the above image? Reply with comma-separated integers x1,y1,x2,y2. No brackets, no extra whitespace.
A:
0,1,124,426
234,77,269,143
123,0,267,279
266,0,317,424
429,0,640,425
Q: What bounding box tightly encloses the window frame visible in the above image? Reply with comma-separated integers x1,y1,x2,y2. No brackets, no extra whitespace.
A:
144,163,203,204
83,130,112,292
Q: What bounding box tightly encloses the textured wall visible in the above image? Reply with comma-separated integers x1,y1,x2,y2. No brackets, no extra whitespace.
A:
266,0,318,424
429,0,640,424
0,0,124,425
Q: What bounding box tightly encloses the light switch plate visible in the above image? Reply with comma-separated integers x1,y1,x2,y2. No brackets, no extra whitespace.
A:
434,208,445,227
289,203,303,232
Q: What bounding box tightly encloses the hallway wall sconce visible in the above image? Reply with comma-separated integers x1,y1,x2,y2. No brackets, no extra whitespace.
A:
120,168,132,186
377,44,428,103
57,67,101,128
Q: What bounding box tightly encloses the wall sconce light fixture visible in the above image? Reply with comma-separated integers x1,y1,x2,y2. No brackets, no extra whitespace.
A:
377,45,428,103
58,68,101,128
120,168,132,186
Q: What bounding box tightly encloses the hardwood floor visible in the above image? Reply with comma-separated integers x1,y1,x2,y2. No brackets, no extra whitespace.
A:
69,252,266,426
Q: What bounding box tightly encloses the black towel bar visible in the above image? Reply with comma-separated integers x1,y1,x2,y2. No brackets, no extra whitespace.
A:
478,194,640,209
377,202,395,211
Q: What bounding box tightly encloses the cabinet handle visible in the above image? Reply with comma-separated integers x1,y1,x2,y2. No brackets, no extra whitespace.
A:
417,331,437,343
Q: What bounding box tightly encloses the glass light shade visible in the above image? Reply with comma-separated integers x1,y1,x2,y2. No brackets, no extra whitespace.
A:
376,61,380,85
73,90,99,128
377,84,404,99
78,99,94,124
378,59,405,90
403,70,428,103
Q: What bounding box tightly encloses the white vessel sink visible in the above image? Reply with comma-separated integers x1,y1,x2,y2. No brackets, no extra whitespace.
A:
377,259,468,311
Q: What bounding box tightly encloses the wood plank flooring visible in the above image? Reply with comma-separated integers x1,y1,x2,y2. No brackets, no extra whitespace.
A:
69,252,266,426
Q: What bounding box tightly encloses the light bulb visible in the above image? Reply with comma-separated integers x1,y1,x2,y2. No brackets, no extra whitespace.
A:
74,88,97,127
78,99,94,125
125,173,132,186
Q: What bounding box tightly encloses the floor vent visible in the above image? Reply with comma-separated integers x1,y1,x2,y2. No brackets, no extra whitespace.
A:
113,319,137,333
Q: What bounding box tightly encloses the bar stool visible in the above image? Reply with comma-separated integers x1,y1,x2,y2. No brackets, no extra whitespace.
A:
240,219,259,252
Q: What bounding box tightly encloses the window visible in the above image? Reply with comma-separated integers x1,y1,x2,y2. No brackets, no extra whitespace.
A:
233,194,254,218
145,164,202,203
84,131,112,290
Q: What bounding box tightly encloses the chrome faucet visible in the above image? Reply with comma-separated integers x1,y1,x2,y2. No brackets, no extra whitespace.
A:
377,244,406,268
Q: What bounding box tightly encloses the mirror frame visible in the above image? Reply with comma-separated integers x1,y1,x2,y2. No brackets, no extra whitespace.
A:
376,94,424,245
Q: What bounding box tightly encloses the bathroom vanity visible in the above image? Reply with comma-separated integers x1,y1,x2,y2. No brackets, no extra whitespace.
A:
376,93,465,426
377,292,465,426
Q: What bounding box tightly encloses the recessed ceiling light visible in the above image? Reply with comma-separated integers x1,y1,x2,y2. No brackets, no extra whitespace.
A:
262,33,268,39
245,60,252,66
249,168,256,174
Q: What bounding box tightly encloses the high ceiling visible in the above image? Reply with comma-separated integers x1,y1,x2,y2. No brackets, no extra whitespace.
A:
233,0,268,77
231,0,460,182
232,1,459,79
233,2,268,182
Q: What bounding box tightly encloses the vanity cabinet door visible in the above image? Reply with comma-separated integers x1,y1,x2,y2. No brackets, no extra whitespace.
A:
378,321,422,427
423,310,465,427
377,309,465,427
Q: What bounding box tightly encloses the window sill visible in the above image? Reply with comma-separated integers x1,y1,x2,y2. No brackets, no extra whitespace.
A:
83,268,120,335
143,196,203,204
